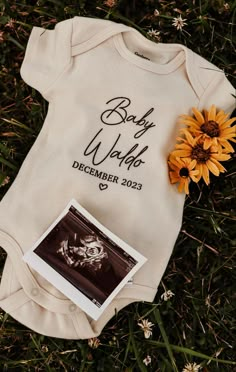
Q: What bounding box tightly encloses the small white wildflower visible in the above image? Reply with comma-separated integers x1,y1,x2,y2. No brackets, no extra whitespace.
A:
172,15,188,31
41,345,48,353
224,3,230,11
147,28,161,41
182,362,201,372
154,9,160,16
161,289,175,301
88,337,100,349
138,318,154,339
0,176,10,187
109,335,117,346
5,18,15,29
143,355,152,366
205,294,211,308
0,31,4,43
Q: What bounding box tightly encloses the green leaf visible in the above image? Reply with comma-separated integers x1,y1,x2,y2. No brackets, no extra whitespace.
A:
147,341,236,365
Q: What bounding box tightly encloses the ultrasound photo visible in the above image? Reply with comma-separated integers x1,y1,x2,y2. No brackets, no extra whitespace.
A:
23,199,146,319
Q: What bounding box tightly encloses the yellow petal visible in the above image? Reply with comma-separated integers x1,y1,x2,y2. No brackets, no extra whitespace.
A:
189,159,197,170
206,160,220,176
192,107,205,124
184,179,190,194
203,137,212,150
220,139,234,152
175,143,192,150
195,163,203,182
216,110,229,122
176,136,188,143
168,165,179,173
170,176,179,183
220,117,236,128
191,173,200,182
191,169,200,176
222,134,236,140
208,105,216,121
212,153,231,161
180,119,200,129
202,164,210,185
169,157,184,168
178,180,185,193
210,158,226,172
183,130,196,146
171,149,191,158
217,114,230,125
221,127,236,135
212,137,218,147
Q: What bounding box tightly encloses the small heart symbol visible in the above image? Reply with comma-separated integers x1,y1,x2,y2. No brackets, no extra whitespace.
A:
99,183,108,191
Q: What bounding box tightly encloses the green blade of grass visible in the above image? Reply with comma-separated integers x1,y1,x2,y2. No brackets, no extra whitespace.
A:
154,308,179,372
0,173,7,185
30,335,53,372
2,118,34,132
187,205,236,220
0,358,45,366
0,156,17,170
147,340,236,365
122,331,132,365
0,142,11,157
129,318,148,372
6,35,25,50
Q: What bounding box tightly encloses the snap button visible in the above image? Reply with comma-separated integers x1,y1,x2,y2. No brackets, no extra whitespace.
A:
69,304,77,312
31,288,39,296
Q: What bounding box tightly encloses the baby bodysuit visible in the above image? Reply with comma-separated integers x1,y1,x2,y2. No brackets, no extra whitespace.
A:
0,16,235,339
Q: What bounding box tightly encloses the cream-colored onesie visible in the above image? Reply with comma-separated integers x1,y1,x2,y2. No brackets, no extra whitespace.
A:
0,16,235,339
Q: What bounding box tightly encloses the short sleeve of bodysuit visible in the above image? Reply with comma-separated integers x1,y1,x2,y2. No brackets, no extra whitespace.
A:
20,19,73,96
192,52,235,112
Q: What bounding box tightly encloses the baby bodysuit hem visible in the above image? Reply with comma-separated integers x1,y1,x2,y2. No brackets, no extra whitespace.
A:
0,229,156,339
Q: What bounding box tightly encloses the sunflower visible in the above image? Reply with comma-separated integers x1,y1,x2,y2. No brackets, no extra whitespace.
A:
180,105,236,152
171,131,231,185
168,156,199,194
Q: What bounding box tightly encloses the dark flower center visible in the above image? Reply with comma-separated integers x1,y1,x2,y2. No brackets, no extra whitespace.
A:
200,120,220,138
179,167,189,178
191,144,211,163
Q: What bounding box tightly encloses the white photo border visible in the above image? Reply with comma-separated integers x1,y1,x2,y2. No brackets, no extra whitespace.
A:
23,199,147,320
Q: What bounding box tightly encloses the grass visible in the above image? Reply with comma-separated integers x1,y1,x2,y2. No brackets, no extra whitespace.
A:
0,0,235,371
